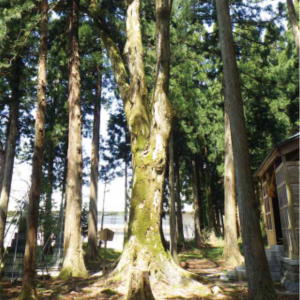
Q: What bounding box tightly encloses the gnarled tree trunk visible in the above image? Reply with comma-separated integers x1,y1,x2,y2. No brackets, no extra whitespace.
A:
0,57,22,265
87,67,102,259
216,1,276,299
223,114,243,266
60,0,87,279
20,0,48,298
97,0,211,298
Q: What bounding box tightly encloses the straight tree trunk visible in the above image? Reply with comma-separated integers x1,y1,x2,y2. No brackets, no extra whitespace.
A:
123,163,129,245
87,68,102,259
44,150,54,254
168,130,178,259
216,1,276,299
97,0,210,298
20,1,48,298
287,0,300,53
174,158,184,244
204,172,214,231
0,143,5,192
0,58,22,264
60,0,87,279
223,114,243,266
192,157,202,247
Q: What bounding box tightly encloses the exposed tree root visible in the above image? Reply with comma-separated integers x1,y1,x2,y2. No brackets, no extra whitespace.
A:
105,238,211,300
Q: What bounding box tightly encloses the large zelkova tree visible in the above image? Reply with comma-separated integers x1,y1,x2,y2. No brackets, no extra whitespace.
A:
60,0,87,278
19,0,48,298
216,1,276,299
90,0,211,298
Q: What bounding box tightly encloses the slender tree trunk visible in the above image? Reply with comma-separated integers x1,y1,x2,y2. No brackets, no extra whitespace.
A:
123,163,129,245
287,0,300,53
216,1,276,299
100,181,106,231
0,58,22,265
223,114,243,266
192,158,202,247
87,68,102,259
205,172,214,232
20,1,48,298
0,144,5,192
43,149,54,255
175,158,184,244
60,0,87,279
168,130,178,259
99,0,210,298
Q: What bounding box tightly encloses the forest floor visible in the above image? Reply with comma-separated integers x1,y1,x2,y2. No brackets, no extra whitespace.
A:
0,246,298,300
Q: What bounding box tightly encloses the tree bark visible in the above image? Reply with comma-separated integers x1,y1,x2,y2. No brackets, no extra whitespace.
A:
0,57,22,265
98,0,210,298
87,68,102,259
168,130,178,259
174,157,184,244
43,148,54,255
287,0,300,53
216,1,276,299
223,114,243,266
192,157,202,247
123,163,129,245
19,1,48,298
0,143,5,192
60,0,87,279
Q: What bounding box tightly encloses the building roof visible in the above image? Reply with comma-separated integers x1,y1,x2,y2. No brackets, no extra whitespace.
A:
255,132,299,177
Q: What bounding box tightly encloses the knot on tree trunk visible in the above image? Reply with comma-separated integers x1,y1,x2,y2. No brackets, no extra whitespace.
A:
126,271,155,300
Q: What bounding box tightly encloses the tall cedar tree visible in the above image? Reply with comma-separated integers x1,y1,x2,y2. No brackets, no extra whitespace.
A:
223,114,243,266
0,57,22,264
215,1,276,299
19,0,48,298
60,0,87,278
87,67,102,259
92,0,211,298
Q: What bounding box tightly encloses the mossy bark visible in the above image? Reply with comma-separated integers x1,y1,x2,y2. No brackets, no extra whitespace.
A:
60,0,87,279
98,0,211,298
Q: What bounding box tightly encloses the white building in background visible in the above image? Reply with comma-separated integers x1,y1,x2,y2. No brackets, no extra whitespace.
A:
5,212,195,252
96,212,195,251
4,212,194,251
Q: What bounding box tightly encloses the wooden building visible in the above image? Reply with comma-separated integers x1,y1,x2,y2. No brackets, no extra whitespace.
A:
256,133,299,290
256,133,299,259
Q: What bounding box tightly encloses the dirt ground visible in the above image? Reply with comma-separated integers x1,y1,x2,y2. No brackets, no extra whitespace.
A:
0,249,298,299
